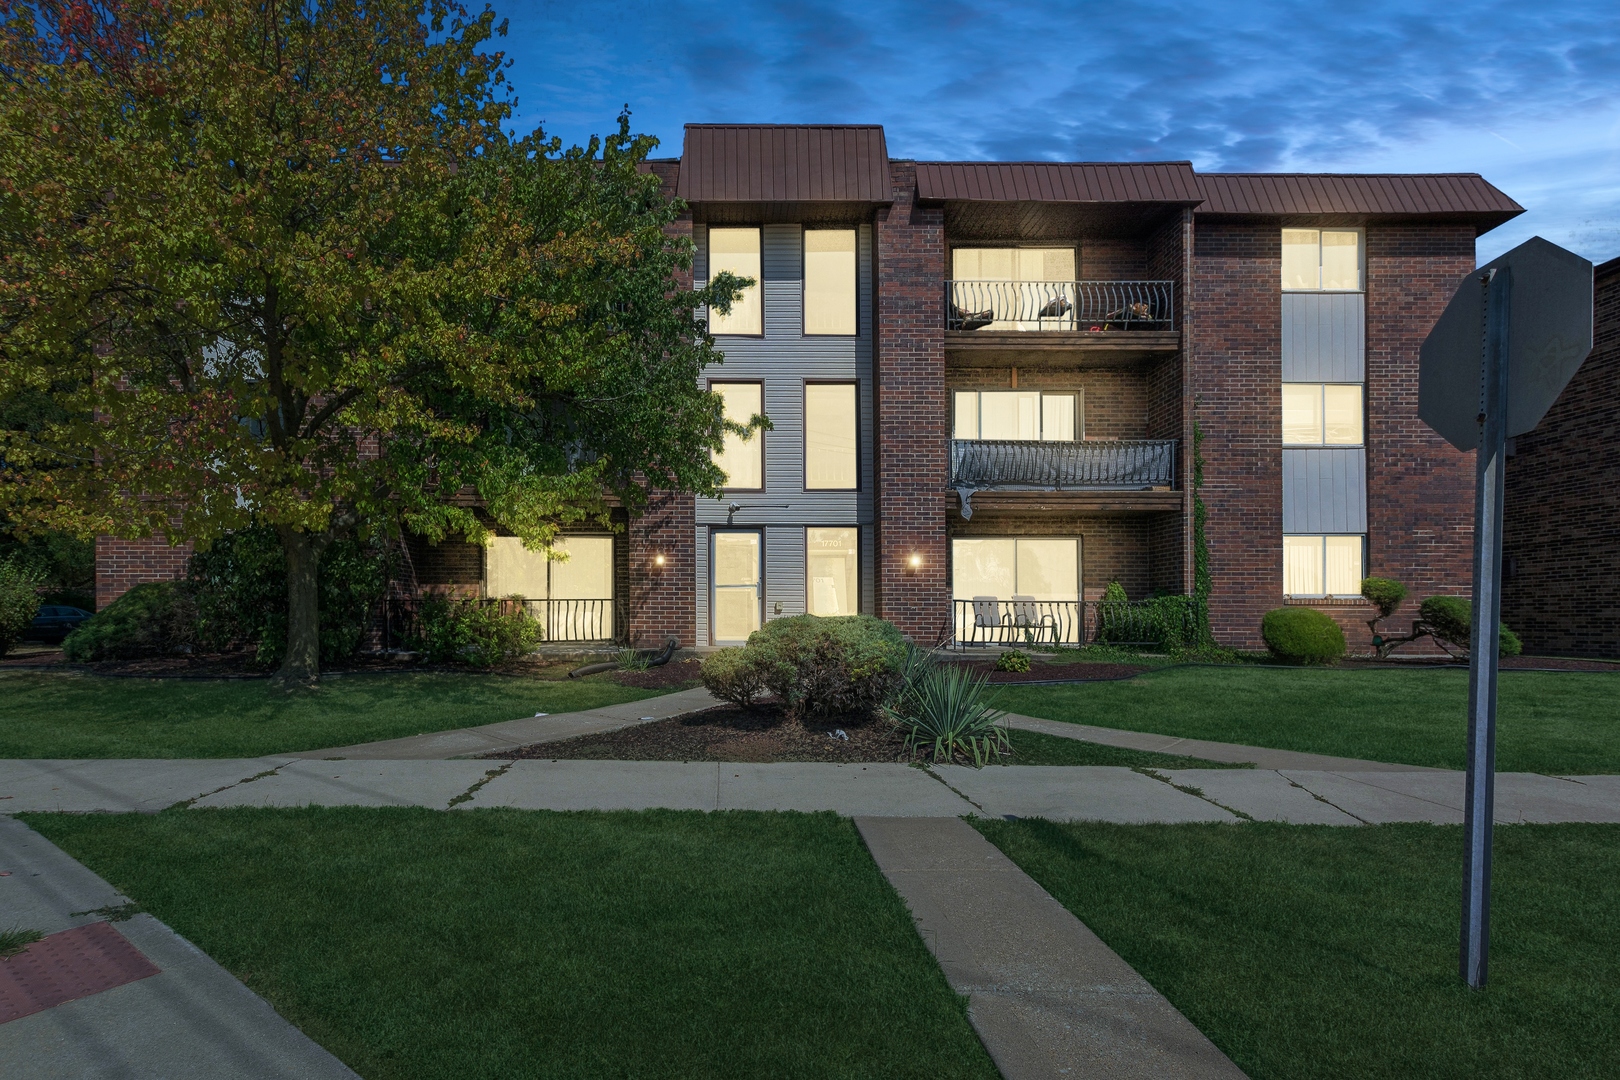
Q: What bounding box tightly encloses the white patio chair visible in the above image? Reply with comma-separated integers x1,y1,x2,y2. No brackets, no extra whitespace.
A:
971,596,1007,644
1012,594,1057,643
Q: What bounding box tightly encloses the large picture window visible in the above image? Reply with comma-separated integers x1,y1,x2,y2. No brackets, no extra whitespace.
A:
805,383,858,489
1281,229,1361,291
952,537,1082,644
707,227,763,335
485,535,614,640
953,390,1079,441
807,528,859,616
711,382,764,490
804,229,857,335
1282,384,1364,445
951,247,1078,331
1284,534,1364,597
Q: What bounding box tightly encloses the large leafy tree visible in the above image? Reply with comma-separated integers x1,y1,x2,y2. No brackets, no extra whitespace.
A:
0,0,748,683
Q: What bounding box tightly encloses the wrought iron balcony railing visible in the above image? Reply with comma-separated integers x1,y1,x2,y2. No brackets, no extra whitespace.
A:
383,596,619,648
945,279,1174,332
950,438,1176,517
951,597,1200,648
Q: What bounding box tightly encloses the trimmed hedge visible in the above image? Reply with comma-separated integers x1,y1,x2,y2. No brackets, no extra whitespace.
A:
1360,577,1408,620
698,647,771,708
1419,596,1523,657
704,614,907,719
1261,607,1345,665
63,582,196,662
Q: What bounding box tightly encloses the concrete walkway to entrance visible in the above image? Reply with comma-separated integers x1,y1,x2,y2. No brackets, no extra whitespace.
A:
859,816,1246,1080
0,816,358,1079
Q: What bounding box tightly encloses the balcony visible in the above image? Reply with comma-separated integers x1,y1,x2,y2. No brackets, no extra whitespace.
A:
944,279,1178,363
949,438,1178,517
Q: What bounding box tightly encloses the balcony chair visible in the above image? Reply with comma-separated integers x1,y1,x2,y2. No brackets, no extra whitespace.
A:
950,303,996,332
970,596,1009,643
1012,594,1058,644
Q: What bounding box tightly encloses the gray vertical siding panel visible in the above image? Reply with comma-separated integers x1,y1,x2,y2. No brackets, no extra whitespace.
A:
1283,448,1367,533
861,525,876,615
1282,293,1365,381
766,526,807,621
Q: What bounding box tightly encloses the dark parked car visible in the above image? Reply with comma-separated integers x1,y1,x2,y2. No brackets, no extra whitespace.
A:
27,605,92,644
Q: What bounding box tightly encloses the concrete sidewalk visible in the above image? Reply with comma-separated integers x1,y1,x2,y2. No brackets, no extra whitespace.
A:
5,755,1618,824
0,816,357,1079
858,816,1246,1080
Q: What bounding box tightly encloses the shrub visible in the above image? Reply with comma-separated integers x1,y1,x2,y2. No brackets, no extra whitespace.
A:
1261,607,1345,665
0,558,44,658
1419,596,1522,657
747,614,907,719
885,663,1009,766
994,649,1031,673
405,597,540,668
1096,580,1130,643
1360,577,1408,620
188,526,389,666
699,647,771,708
62,582,196,662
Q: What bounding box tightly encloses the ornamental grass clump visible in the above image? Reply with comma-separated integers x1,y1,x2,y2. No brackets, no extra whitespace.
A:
885,662,1009,766
1260,607,1345,665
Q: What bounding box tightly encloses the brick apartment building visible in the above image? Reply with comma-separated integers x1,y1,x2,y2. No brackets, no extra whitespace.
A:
1501,255,1618,658
96,123,1528,652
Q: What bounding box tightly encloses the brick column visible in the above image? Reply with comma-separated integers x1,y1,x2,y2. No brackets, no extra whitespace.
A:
874,162,949,641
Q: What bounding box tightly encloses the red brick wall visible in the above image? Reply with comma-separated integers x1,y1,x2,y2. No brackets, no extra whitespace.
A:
874,162,950,641
1080,237,1148,280
625,489,697,647
1191,219,1478,649
1147,209,1193,596
94,536,192,610
1190,221,1283,645
1501,261,1619,657
1363,225,1478,647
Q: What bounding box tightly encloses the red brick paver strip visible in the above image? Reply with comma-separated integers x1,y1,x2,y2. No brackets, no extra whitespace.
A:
0,921,160,1025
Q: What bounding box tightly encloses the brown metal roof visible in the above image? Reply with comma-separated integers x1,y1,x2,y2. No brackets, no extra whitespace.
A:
1195,173,1523,221
916,161,1202,203
676,125,890,203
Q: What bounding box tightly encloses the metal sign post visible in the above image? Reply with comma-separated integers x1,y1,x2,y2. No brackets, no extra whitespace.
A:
1460,267,1510,989
1419,236,1593,991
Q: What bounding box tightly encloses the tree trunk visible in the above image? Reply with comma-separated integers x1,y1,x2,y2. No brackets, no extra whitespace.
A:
274,527,326,687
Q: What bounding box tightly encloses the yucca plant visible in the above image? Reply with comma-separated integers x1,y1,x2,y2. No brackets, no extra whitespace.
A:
616,646,652,672
886,662,1009,767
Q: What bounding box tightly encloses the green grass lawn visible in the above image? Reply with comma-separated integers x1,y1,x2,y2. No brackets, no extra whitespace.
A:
995,666,1620,772
975,818,1620,1080
25,808,998,1080
0,671,661,758
1006,726,1247,769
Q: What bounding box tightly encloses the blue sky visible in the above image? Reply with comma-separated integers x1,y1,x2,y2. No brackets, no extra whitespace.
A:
498,1,1620,265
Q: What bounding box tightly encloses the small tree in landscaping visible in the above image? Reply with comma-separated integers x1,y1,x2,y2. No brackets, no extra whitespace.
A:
0,558,43,657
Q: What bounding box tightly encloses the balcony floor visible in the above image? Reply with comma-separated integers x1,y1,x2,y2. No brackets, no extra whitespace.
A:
948,489,1184,515
944,329,1180,367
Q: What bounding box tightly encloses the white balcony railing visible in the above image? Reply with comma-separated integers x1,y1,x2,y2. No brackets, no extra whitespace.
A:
946,280,1174,332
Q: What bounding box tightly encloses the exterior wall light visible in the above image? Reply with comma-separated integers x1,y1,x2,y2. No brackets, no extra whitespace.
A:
653,553,666,567
908,553,922,569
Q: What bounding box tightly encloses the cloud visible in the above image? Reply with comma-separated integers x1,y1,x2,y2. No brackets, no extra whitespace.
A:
496,0,1620,261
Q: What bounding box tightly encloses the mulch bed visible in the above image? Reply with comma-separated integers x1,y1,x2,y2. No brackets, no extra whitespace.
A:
610,658,704,690
491,703,914,764
944,660,1153,683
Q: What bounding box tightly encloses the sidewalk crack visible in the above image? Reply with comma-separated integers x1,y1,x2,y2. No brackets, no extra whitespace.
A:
1139,768,1255,822
448,763,511,808
167,763,289,811
1283,776,1371,824
920,765,986,813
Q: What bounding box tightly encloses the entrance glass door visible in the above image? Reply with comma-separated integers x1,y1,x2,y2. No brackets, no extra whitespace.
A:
712,531,762,645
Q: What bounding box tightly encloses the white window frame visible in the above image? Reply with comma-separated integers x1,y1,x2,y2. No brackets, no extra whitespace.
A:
953,389,1083,441
1280,228,1364,293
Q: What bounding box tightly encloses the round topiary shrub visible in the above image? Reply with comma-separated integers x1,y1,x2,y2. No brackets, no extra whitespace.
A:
62,581,196,662
1360,577,1408,619
747,614,907,718
1261,607,1346,665
1419,596,1522,657
698,647,770,708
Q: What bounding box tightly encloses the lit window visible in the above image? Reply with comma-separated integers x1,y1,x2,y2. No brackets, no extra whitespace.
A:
953,390,1080,441
807,528,859,616
1281,229,1361,291
1283,534,1364,597
804,383,857,489
712,382,764,489
804,229,857,335
708,228,762,335
1282,384,1363,445
951,248,1078,330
